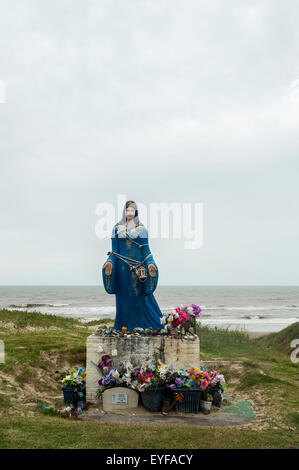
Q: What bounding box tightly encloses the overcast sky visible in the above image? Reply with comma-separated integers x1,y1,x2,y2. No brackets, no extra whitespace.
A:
0,0,299,286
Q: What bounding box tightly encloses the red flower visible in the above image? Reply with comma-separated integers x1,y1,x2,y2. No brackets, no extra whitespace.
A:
173,308,188,328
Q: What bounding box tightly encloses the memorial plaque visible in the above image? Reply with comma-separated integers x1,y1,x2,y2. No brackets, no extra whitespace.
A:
112,393,128,405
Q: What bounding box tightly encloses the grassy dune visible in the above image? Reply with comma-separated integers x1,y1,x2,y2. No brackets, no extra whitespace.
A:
0,309,298,449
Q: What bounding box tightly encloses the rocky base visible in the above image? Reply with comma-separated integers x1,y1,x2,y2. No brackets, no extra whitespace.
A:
94,324,198,341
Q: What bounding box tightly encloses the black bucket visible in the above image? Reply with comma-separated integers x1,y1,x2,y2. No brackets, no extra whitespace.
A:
140,387,166,412
62,386,77,406
62,383,86,407
173,387,202,413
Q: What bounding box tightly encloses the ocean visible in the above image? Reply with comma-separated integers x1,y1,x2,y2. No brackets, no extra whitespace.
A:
0,285,298,333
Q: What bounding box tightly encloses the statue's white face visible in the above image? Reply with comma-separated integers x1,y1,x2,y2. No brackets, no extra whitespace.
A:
126,206,135,221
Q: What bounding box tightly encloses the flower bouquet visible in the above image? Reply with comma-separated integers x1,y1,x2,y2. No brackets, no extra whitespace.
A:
62,368,86,408
94,352,226,414
167,367,203,413
160,303,202,335
206,371,226,408
96,356,172,411
137,360,174,411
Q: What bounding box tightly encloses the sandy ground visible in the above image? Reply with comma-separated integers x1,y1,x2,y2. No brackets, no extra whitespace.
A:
247,332,269,339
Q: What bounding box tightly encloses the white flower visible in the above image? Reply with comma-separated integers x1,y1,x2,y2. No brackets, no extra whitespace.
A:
98,345,104,353
111,349,118,356
186,306,193,314
111,369,120,380
124,372,131,384
124,361,133,371
137,383,146,392
160,316,166,325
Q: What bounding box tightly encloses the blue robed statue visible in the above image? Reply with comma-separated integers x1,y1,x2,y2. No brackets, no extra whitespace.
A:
102,200,165,331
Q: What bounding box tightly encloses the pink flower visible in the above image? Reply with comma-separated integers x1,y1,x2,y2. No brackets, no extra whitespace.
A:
201,379,209,390
175,308,188,324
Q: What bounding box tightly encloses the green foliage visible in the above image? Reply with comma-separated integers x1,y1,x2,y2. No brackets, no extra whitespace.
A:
237,370,282,390
0,417,297,449
0,309,84,329
198,323,299,361
38,404,63,418
256,322,299,356
288,411,299,431
0,394,11,407
85,318,114,326
198,325,257,359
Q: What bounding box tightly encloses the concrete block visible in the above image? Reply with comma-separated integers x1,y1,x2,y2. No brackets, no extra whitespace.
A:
102,387,139,411
86,335,200,401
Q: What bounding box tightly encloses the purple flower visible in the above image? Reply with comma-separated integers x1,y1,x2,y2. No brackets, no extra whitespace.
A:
98,354,113,370
175,377,185,387
191,304,201,317
103,372,115,385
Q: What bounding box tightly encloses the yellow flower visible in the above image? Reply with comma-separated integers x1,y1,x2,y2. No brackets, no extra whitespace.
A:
122,326,128,331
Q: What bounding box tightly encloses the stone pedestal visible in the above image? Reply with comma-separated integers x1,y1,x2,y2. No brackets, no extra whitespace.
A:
86,334,200,401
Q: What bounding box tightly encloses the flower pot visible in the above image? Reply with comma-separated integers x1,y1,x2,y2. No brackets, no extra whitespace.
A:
62,386,78,406
208,387,223,408
62,383,86,406
173,387,201,413
200,399,212,414
140,387,166,412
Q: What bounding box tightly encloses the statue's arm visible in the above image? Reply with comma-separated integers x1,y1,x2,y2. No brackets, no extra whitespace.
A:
102,226,118,294
141,228,158,277
140,227,153,260
103,226,118,274
140,228,159,295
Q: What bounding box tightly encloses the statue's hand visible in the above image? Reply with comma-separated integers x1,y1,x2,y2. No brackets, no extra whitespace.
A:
148,263,157,277
104,262,113,276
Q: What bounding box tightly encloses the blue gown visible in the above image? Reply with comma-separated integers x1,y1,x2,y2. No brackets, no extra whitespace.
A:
102,223,165,331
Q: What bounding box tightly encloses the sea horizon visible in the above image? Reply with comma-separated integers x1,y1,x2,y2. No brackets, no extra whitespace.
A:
1,285,298,334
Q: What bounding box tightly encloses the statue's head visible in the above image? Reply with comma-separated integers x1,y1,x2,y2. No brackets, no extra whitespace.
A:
125,200,138,221
117,200,143,227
